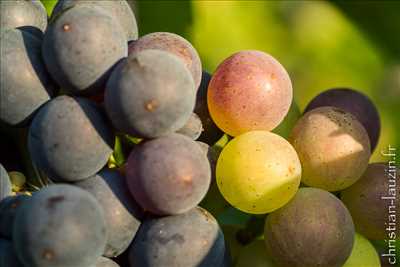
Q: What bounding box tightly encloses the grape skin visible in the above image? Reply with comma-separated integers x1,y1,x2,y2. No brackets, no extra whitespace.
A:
128,32,202,89
128,207,226,267
289,106,371,192
13,184,107,267
264,188,355,267
126,134,211,215
216,131,301,214
28,96,114,182
208,50,292,136
105,49,195,138
75,169,143,257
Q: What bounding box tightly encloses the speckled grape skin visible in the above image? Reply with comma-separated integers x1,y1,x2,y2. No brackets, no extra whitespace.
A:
341,163,400,240
128,207,225,267
42,5,127,95
75,169,143,257
126,134,211,215
105,49,195,138
0,29,55,126
207,50,293,136
13,185,107,267
289,106,371,192
128,32,202,89
0,164,12,202
0,0,47,33
216,131,301,214
51,0,138,41
265,188,355,267
304,88,380,152
28,96,114,182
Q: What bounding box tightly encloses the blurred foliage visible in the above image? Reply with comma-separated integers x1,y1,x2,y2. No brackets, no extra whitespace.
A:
332,0,400,61
136,0,192,39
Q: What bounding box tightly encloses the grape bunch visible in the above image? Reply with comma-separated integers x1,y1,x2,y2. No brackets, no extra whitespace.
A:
0,1,396,267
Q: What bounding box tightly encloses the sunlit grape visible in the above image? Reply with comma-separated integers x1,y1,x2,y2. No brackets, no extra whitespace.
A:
216,131,301,214
208,50,292,136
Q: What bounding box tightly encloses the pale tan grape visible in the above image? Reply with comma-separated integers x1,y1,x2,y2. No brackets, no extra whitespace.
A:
289,106,371,191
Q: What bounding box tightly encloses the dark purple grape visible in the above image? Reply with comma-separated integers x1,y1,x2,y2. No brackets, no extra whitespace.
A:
304,88,380,151
75,169,143,257
105,49,195,138
0,1,47,33
13,184,107,267
51,0,138,41
128,207,225,267
28,96,114,182
0,164,12,202
195,71,223,145
0,28,55,126
126,134,211,215
42,5,127,95
176,113,203,140
0,194,30,239
128,32,202,89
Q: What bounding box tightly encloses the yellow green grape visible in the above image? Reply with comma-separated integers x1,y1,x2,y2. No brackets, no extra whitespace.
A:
216,131,301,214
343,233,380,267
